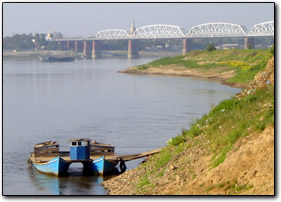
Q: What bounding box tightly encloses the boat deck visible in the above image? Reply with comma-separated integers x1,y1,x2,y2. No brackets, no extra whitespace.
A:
29,148,162,163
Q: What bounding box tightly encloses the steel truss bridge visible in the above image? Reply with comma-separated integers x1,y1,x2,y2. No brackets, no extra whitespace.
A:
57,21,274,41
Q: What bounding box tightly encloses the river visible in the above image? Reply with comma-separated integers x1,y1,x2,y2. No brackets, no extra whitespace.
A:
3,56,240,195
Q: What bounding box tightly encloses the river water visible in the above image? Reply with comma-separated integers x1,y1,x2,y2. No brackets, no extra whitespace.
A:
3,56,240,195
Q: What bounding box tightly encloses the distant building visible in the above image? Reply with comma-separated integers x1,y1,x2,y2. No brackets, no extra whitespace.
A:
46,32,52,41
129,21,136,35
215,44,241,50
221,44,240,49
45,32,63,40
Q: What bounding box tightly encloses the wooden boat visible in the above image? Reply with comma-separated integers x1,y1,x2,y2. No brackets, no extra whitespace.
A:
82,141,122,175
33,156,71,176
28,139,161,177
29,141,71,176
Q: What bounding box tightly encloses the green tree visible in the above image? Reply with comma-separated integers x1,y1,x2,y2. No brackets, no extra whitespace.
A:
3,34,34,50
206,43,216,52
270,45,274,55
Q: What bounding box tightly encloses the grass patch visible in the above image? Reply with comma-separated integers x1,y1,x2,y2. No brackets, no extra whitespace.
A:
135,49,272,85
207,85,274,167
153,148,172,172
136,175,155,194
137,65,149,71
170,84,274,169
205,181,253,194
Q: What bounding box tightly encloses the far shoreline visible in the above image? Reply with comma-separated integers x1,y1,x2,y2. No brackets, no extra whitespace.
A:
3,49,182,59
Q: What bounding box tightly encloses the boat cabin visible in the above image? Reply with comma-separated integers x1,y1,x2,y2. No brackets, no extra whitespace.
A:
70,138,91,160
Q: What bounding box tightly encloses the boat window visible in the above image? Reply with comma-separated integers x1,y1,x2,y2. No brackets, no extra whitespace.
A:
72,142,77,146
81,141,87,146
78,142,81,146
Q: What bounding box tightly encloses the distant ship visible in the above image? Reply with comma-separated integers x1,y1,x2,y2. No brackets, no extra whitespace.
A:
39,56,75,62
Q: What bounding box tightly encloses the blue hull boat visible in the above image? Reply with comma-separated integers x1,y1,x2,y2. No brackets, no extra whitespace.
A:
84,156,119,175
33,157,71,176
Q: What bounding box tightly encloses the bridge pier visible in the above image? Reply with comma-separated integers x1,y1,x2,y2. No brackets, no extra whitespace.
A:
57,41,62,49
244,37,255,49
182,39,192,55
74,41,79,52
92,40,102,59
66,41,70,49
83,40,93,59
57,41,67,50
128,39,139,59
62,41,68,50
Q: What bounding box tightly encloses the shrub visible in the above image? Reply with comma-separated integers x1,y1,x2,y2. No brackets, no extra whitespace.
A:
270,45,274,55
168,134,185,146
206,44,216,52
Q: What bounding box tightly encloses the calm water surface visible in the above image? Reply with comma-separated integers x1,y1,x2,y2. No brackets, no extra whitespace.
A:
3,56,240,195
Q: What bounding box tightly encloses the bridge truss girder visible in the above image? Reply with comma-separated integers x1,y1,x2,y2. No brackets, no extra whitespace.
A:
249,21,274,36
133,24,186,39
187,22,248,38
95,29,129,39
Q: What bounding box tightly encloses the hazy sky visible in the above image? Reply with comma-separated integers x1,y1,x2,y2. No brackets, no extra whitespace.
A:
3,2,274,37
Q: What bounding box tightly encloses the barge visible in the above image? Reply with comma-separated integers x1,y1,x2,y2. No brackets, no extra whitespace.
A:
39,56,75,62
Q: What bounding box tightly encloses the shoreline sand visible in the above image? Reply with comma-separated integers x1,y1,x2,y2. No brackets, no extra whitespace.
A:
119,66,246,89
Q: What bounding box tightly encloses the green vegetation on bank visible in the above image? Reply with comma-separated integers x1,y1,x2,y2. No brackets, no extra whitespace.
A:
136,83,274,194
134,54,274,195
136,49,272,85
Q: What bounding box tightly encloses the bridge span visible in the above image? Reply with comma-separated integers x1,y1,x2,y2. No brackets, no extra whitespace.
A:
53,21,274,59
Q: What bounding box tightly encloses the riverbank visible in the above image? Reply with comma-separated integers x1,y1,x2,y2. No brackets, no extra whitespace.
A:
120,49,272,89
102,54,274,195
3,50,76,59
3,49,181,59
121,65,240,88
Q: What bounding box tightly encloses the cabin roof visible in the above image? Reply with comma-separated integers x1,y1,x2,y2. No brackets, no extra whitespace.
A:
69,138,91,142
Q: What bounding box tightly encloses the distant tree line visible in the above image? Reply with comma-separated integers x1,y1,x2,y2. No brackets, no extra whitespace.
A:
3,33,35,50
3,33,61,50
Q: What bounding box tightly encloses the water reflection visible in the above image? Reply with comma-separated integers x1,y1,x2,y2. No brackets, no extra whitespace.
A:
28,166,109,195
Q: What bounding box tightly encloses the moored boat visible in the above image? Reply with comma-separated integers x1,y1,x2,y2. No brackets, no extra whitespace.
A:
39,56,75,62
32,156,71,176
83,156,119,175
28,138,160,177
29,141,71,176
28,139,120,176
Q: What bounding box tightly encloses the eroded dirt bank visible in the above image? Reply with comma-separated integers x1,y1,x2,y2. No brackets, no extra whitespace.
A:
102,125,274,195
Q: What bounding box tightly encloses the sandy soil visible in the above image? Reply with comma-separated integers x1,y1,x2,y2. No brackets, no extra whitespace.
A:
102,125,274,195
